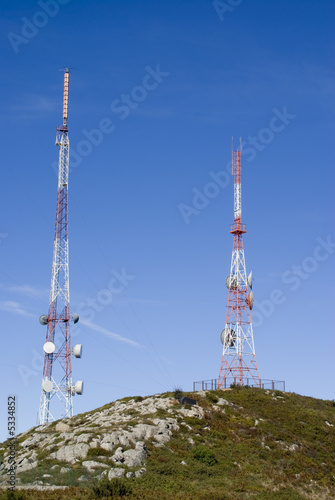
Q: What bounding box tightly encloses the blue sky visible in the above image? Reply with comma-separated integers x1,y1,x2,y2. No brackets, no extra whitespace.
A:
0,0,334,441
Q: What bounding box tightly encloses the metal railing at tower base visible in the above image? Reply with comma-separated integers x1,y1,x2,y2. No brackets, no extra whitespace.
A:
192,378,285,392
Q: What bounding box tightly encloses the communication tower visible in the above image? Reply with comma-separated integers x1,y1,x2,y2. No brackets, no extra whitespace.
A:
38,69,83,424
218,144,260,388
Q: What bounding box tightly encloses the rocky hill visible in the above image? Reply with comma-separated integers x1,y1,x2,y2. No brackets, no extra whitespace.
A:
0,387,335,499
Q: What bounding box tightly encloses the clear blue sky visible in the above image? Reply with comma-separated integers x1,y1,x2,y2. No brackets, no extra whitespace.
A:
0,0,334,441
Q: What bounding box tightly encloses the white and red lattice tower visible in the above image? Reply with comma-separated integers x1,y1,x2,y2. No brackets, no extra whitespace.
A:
38,69,83,425
218,144,260,388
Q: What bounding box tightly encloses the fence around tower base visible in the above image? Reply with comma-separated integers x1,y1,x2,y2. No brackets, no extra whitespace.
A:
193,378,285,392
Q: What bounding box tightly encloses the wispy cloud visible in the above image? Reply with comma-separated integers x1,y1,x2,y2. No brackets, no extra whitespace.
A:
80,318,140,347
0,300,34,318
0,283,48,299
11,94,58,112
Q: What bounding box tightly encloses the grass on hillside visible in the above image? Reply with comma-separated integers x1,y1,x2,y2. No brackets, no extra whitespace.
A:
0,387,334,499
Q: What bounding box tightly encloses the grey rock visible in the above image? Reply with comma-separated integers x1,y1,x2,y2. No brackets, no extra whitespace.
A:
126,472,135,478
82,460,108,471
108,468,125,479
76,433,93,444
195,390,207,397
153,433,170,445
35,423,52,432
60,467,70,474
21,434,47,448
135,467,146,477
112,442,147,468
90,438,101,449
177,406,204,418
122,442,147,467
55,422,71,432
17,452,38,473
217,398,229,406
288,444,299,452
112,446,125,464
78,475,88,482
100,431,124,451
50,443,90,463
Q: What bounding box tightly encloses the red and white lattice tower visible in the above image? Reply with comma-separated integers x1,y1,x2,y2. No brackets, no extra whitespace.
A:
218,144,260,388
38,69,83,425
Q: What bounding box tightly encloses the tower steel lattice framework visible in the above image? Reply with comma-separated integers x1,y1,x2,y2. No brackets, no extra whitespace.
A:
38,69,83,425
218,145,260,388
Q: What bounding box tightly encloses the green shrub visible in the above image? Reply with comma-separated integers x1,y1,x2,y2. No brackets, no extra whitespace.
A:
87,446,110,458
173,387,183,400
1,491,25,500
206,392,219,404
91,477,132,497
192,446,217,466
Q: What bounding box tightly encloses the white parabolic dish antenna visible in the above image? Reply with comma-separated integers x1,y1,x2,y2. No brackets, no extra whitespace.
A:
43,342,55,354
39,314,48,325
247,271,253,289
220,327,236,347
42,380,53,393
247,291,254,310
73,344,82,358
74,381,84,395
225,274,237,289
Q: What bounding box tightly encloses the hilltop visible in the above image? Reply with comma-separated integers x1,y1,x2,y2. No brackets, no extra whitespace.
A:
0,387,334,499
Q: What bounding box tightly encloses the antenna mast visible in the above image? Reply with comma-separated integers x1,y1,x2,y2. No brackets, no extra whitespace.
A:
38,69,83,424
218,144,260,388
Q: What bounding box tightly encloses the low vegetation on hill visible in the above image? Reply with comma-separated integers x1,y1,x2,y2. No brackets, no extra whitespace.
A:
0,387,334,499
